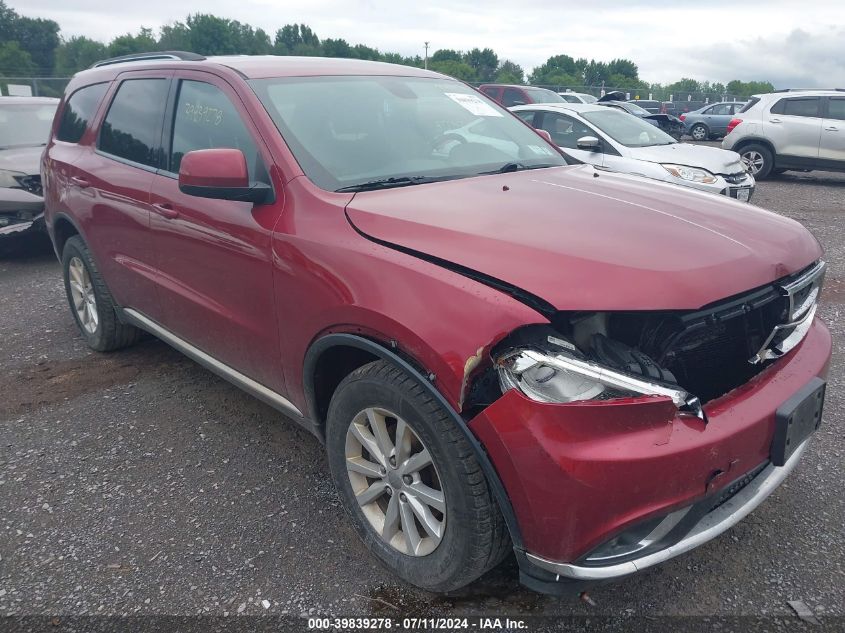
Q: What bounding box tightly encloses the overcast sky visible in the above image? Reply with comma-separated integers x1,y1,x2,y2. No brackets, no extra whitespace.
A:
16,0,845,87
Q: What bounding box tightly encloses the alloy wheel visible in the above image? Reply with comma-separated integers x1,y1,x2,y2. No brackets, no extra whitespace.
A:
345,407,446,556
68,256,98,334
741,150,765,175
691,125,707,141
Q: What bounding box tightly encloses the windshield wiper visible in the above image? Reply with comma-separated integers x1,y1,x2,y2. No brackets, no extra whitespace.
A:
480,162,560,175
336,176,441,193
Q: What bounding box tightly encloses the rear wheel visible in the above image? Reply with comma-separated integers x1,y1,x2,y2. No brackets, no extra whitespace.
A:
739,143,774,179
326,360,510,592
62,235,141,351
690,123,708,141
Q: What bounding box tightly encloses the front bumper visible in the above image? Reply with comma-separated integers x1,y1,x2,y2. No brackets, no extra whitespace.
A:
469,318,830,588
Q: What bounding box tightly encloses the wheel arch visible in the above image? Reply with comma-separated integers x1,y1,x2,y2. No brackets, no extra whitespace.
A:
51,212,83,258
732,136,777,156
302,332,524,550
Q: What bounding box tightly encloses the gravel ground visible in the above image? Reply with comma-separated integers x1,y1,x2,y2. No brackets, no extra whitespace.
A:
1,165,843,627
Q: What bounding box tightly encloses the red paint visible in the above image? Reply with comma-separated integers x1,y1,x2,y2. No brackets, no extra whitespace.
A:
178,148,249,189
42,57,833,573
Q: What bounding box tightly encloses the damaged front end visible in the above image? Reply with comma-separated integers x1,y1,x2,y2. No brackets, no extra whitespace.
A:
466,260,826,417
0,186,46,255
463,260,829,588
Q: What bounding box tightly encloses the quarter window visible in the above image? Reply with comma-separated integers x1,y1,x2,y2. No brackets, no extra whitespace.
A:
709,104,732,115
169,80,262,180
827,98,845,121
56,83,108,143
98,79,169,168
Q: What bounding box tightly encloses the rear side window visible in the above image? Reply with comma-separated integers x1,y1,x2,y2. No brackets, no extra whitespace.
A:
502,88,526,107
738,97,760,113
169,80,263,181
770,97,820,118
56,83,108,143
827,98,845,121
98,79,169,168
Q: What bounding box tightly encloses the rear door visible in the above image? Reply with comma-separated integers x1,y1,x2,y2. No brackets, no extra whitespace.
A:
705,103,733,135
819,96,845,165
148,71,285,392
67,71,171,319
764,96,822,161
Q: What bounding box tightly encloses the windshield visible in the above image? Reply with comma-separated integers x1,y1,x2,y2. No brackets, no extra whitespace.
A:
621,102,649,115
251,76,566,191
0,103,56,148
581,109,676,147
523,87,564,103
580,94,598,104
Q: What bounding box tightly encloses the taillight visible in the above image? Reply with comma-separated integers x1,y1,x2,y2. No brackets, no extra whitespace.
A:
679,114,686,122
726,118,742,135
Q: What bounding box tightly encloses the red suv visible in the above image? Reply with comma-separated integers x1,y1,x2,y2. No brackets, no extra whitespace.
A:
42,52,830,595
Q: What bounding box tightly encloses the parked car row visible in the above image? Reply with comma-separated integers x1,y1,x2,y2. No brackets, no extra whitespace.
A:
0,96,58,254
39,53,829,597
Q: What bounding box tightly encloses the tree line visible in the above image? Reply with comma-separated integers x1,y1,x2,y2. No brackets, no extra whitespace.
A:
0,1,773,99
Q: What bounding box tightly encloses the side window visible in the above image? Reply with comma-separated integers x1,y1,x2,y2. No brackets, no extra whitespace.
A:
98,79,169,168
514,110,536,125
539,113,594,149
502,88,526,107
773,97,820,118
710,104,731,115
826,98,845,121
56,83,108,143
170,80,264,182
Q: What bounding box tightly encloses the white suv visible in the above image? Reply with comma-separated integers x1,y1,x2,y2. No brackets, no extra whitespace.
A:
722,89,845,179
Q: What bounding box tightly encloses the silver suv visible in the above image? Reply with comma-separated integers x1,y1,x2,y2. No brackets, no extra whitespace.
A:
722,89,845,178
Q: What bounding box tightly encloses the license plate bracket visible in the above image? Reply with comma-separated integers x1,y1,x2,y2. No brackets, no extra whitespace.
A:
736,188,751,202
772,378,825,466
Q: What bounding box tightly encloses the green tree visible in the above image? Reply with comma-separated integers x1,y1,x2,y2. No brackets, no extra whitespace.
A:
185,14,238,55
464,47,498,82
158,22,191,50
495,60,524,84
322,38,353,58
54,36,107,75
352,43,381,60
606,58,638,80
429,59,476,81
430,49,462,64
0,1,59,74
108,27,157,57
0,40,36,76
666,77,702,98
529,54,579,84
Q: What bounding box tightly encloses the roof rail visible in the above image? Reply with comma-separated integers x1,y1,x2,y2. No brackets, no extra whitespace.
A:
772,88,845,93
91,51,206,69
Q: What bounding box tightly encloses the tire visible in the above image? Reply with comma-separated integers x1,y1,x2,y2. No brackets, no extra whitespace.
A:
62,235,141,352
690,123,708,141
326,360,510,592
772,168,788,176
739,143,774,179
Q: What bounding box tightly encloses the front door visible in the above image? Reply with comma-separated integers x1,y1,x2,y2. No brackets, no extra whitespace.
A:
148,73,285,393
819,96,845,164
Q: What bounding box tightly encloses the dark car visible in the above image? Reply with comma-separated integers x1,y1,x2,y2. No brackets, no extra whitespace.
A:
628,99,661,113
598,92,684,139
43,53,830,595
478,83,564,107
0,96,58,254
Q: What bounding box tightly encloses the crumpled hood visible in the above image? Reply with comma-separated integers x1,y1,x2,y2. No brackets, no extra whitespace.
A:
346,165,821,312
627,143,745,175
0,145,43,176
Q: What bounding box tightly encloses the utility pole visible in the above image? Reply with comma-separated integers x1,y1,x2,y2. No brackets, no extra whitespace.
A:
424,42,430,70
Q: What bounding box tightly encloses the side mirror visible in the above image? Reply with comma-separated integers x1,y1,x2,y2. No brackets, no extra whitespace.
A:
178,148,272,204
535,129,554,144
576,136,601,151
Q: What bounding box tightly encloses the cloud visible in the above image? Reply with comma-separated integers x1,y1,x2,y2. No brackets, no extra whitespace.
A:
13,0,845,87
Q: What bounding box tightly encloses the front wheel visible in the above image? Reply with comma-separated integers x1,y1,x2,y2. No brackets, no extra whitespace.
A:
326,360,511,592
739,143,774,179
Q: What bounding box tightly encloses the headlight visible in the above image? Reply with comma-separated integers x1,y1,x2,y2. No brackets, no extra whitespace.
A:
497,348,704,418
0,169,23,188
661,164,717,184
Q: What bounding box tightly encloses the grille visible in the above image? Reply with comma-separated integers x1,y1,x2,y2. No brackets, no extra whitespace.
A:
708,462,768,513
722,172,747,185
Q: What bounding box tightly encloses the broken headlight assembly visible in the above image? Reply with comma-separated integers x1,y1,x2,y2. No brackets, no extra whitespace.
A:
661,164,717,184
495,333,705,419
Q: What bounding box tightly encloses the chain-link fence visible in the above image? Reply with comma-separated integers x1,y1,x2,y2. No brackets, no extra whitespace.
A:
0,77,71,98
533,85,745,105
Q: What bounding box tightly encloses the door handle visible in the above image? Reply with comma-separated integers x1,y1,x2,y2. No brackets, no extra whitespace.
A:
825,126,839,131
151,202,179,220
70,176,90,188
769,118,782,123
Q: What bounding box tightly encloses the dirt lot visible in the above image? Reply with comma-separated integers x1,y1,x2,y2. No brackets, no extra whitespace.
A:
1,168,843,626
